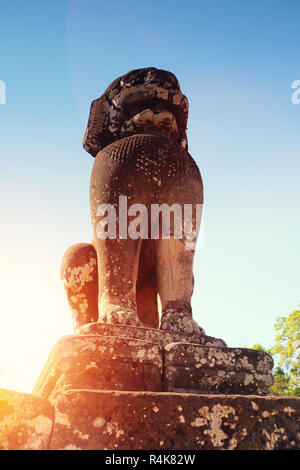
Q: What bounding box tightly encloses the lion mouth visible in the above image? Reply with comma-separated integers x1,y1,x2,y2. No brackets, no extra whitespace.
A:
123,98,180,136
124,97,181,122
109,82,188,142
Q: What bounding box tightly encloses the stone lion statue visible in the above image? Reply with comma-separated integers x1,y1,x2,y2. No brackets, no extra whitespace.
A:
61,68,204,334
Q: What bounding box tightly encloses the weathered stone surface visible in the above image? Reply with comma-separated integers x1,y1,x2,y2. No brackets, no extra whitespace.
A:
0,388,54,450
60,243,98,329
76,322,226,347
33,329,273,399
62,68,204,333
163,343,274,395
33,335,163,400
48,389,300,450
164,367,273,396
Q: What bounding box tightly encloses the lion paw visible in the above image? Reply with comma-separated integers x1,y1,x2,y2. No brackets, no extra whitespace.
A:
160,310,204,335
98,305,144,327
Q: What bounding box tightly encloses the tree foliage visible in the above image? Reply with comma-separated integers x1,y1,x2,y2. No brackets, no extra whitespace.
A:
270,367,293,396
250,306,300,397
271,308,300,394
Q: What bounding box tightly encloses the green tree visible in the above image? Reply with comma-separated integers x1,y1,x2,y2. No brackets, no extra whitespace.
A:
250,344,270,354
270,367,290,396
249,306,300,397
270,307,300,396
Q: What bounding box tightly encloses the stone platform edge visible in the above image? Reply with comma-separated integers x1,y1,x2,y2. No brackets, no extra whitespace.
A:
1,388,299,450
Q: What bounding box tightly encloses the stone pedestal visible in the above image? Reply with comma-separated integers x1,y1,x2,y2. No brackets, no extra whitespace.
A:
164,343,274,395
1,323,299,450
1,388,299,450
33,324,274,400
48,390,300,450
33,334,163,399
76,322,227,347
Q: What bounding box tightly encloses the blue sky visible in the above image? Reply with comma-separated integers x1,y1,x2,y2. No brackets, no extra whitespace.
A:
0,0,299,392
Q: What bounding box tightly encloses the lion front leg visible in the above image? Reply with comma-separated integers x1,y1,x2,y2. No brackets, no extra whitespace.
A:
93,236,144,327
156,238,204,335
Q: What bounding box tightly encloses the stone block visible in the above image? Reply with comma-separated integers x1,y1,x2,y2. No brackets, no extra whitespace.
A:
33,335,163,400
0,388,54,450
48,389,300,450
163,343,274,395
76,322,226,347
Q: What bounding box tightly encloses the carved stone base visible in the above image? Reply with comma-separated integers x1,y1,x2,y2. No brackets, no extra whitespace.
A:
33,324,274,399
76,322,226,347
0,327,298,450
48,390,300,450
1,388,299,450
164,343,274,396
33,335,163,400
